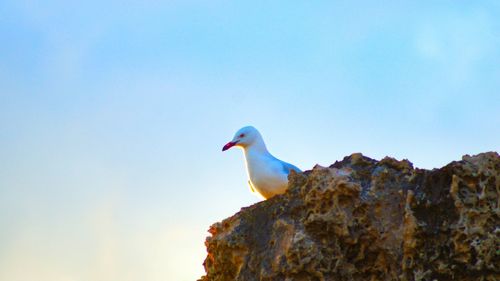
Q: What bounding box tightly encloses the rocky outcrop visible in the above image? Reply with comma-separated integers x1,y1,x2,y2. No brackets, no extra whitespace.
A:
199,152,499,281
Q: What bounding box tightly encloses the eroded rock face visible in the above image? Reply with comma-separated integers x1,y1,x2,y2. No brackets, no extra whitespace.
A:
199,152,499,281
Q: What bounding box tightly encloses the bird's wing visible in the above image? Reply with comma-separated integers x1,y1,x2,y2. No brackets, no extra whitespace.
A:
248,180,256,193
281,161,302,174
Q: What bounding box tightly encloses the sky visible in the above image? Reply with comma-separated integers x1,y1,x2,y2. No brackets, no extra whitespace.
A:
0,1,499,280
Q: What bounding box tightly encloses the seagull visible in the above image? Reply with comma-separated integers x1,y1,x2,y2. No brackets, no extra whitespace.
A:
222,126,301,199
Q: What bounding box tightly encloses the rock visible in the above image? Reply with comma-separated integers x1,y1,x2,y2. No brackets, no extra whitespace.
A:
199,152,500,281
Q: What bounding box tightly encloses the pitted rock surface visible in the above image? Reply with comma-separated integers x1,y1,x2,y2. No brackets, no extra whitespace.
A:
199,152,499,281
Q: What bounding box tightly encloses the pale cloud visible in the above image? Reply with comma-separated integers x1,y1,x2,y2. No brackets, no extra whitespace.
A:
0,197,207,281
415,24,442,59
414,9,495,84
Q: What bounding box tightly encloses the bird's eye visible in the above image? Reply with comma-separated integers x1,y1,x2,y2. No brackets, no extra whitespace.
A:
239,133,245,138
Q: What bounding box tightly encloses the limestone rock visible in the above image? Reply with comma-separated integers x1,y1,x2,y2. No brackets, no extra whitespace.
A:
199,152,499,281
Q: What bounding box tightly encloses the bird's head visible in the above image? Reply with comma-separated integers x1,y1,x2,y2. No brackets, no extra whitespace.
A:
222,126,260,151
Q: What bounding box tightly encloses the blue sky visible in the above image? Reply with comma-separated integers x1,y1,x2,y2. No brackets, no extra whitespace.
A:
1,1,499,280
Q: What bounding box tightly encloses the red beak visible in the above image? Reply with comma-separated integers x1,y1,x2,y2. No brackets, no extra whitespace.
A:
222,141,238,151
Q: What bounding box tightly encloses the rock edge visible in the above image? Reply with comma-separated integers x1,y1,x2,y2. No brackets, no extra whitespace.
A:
199,152,499,281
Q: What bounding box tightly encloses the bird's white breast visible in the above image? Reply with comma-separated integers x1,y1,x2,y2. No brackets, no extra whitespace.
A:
244,150,289,198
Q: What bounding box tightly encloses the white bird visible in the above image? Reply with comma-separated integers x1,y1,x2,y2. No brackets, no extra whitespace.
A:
222,126,301,199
